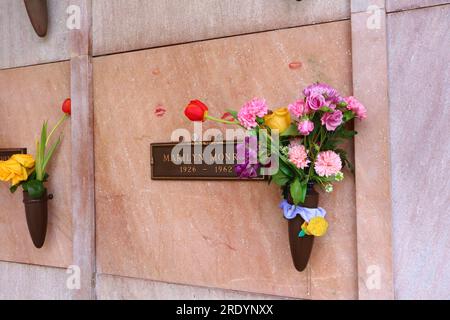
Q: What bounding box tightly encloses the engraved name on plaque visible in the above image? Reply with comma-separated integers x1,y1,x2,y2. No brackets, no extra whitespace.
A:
151,141,265,181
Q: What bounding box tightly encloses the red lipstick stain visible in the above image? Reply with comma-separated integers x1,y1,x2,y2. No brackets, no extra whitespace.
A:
154,105,166,117
289,61,302,70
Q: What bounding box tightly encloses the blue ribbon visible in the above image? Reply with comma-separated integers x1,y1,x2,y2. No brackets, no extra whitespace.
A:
279,199,326,222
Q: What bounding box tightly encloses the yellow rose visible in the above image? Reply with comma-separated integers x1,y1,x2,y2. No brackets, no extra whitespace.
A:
302,217,328,237
0,161,12,181
263,107,291,133
11,154,35,169
0,154,35,186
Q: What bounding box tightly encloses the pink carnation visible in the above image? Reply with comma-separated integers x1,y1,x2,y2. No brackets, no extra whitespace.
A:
298,120,314,136
314,151,342,177
321,110,343,131
237,98,268,129
288,100,310,117
345,96,367,120
288,142,310,169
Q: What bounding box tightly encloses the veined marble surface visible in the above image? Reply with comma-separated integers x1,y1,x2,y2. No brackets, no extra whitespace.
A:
388,4,450,299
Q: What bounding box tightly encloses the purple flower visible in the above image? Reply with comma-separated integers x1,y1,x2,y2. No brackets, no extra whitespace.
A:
306,93,326,111
321,110,343,131
303,83,344,109
235,136,260,178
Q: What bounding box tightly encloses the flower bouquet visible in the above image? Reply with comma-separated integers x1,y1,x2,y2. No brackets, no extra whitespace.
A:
184,83,367,271
0,99,71,248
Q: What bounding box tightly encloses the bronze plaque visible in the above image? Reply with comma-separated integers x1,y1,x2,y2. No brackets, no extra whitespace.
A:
0,148,27,161
151,141,265,180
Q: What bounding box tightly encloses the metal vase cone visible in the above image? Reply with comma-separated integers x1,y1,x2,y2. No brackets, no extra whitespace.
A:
287,183,319,272
23,190,48,248
23,0,48,37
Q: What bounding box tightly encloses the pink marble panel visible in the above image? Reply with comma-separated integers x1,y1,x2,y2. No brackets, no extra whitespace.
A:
0,0,71,69
0,261,71,300
92,0,350,56
387,5,450,300
94,22,357,299
352,0,385,13
96,274,289,300
351,10,394,299
386,0,449,12
0,62,72,267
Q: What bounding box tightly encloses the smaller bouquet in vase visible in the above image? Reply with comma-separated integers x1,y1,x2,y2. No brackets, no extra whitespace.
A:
184,83,367,271
0,98,71,248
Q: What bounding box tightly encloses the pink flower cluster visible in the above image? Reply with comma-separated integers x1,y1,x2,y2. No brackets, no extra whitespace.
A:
345,96,367,120
237,98,268,130
287,83,367,135
288,141,342,178
314,150,342,177
298,120,314,135
288,141,310,169
288,100,310,117
304,83,343,110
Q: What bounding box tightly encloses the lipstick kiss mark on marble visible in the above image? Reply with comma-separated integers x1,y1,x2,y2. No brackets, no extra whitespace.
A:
289,61,302,70
155,105,166,117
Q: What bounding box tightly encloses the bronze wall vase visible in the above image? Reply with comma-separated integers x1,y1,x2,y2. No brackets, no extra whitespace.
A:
22,189,52,248
286,183,318,272
23,0,48,37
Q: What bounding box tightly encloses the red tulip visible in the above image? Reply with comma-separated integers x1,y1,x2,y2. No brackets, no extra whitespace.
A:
62,98,71,115
184,100,208,122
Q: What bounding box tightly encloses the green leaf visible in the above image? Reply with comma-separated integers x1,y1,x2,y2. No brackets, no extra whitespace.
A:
290,178,308,204
319,106,333,112
9,184,19,193
343,110,355,122
36,121,48,181
335,127,357,139
338,101,348,108
299,181,307,203
290,178,302,205
280,124,300,137
279,160,294,178
28,171,37,180
26,180,45,199
271,170,290,186
42,135,61,175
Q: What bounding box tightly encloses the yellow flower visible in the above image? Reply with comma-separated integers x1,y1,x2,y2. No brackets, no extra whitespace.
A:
11,154,35,169
0,154,35,186
264,107,291,133
301,217,329,237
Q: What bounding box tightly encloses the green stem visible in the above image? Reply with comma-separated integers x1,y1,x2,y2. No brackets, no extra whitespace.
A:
307,126,326,181
204,114,239,125
46,114,68,146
